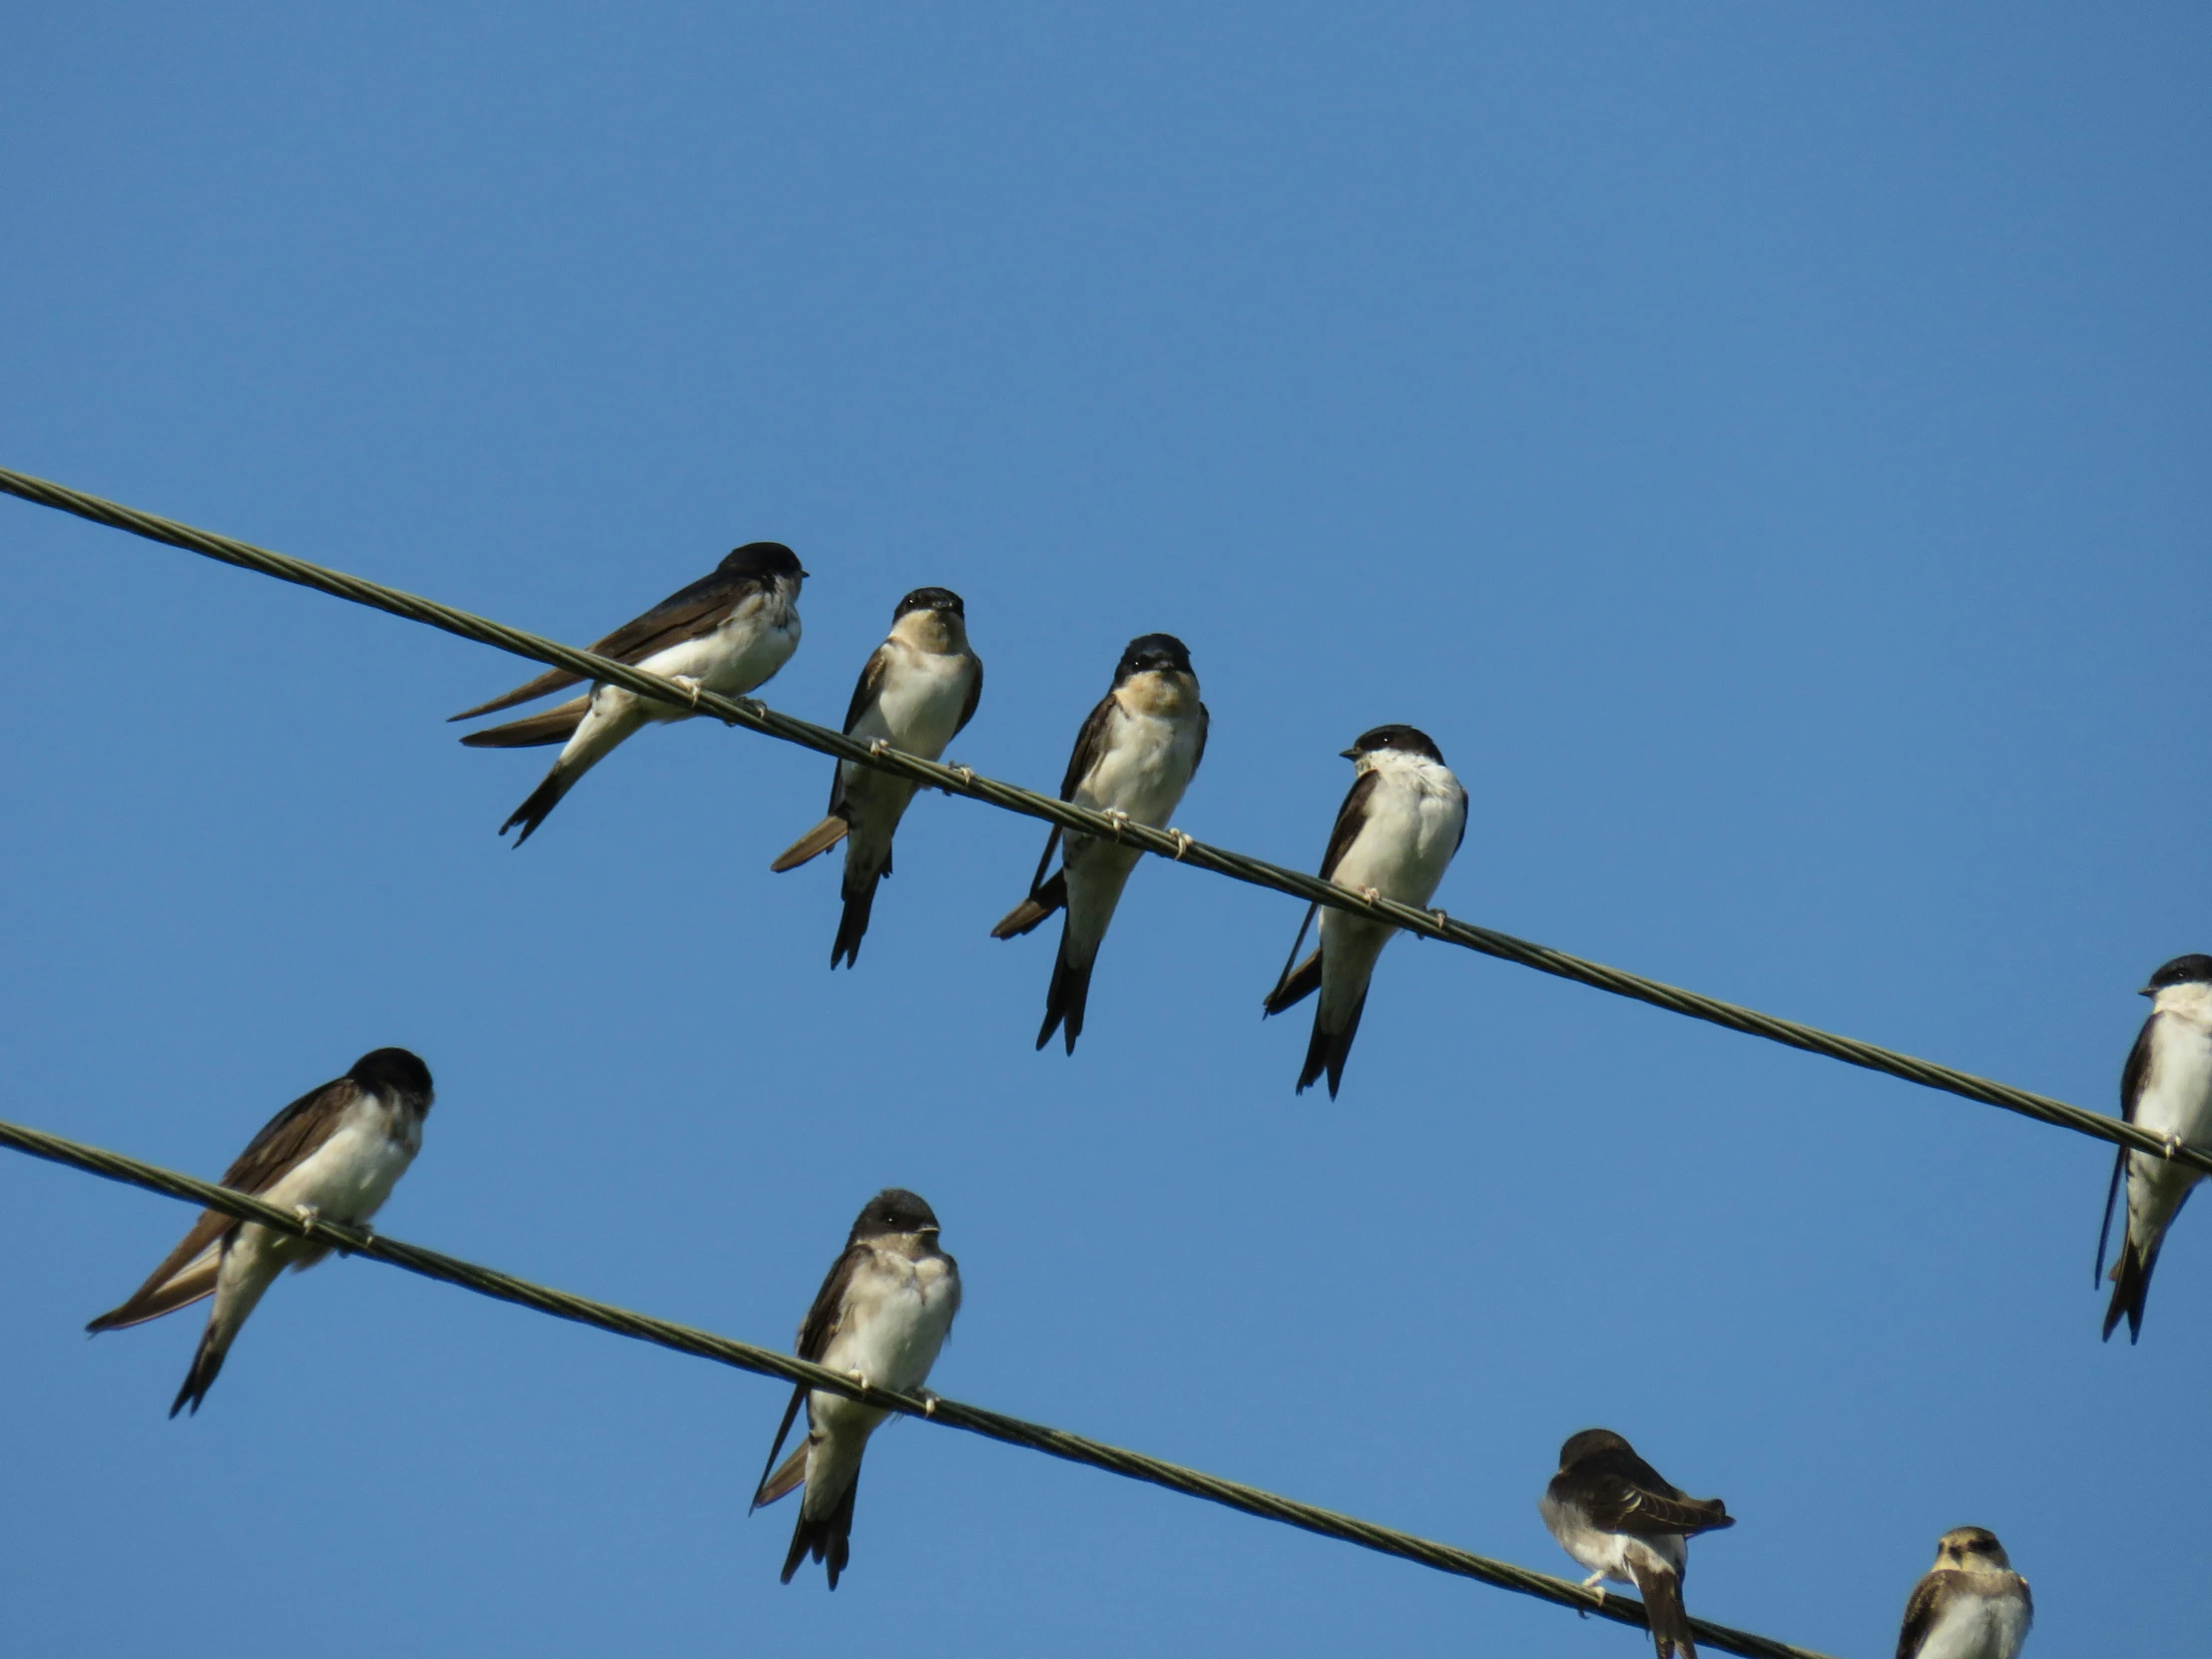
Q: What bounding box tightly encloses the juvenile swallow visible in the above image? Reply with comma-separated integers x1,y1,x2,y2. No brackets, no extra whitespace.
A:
1895,1527,2032,1659
87,1047,434,1416
752,1189,961,1589
991,634,1208,1052
770,588,983,967
2095,952,2212,1342
1538,1428,1734,1659
450,541,807,844
1262,725,1466,1097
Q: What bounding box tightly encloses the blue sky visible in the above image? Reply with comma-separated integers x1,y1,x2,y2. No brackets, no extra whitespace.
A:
2,5,2206,1654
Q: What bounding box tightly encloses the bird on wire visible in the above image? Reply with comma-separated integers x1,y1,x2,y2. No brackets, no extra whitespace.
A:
1894,1526,2032,1659
1537,1428,1735,1659
2095,951,2212,1342
86,1048,434,1416
450,541,806,845
752,1188,961,1589
770,587,983,967
992,634,1208,1053
1263,724,1465,1097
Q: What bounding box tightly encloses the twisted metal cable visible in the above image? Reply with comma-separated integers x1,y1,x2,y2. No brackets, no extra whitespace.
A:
0,1113,1834,1659
0,463,2194,1181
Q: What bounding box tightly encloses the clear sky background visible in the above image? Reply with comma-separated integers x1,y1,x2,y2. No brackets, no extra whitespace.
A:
2,6,2206,1655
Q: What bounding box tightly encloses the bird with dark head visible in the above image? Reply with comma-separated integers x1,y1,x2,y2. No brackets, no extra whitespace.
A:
2096,951,2212,1342
1538,1428,1734,1659
450,541,807,844
1263,723,1466,1097
991,633,1208,1053
770,587,982,966
87,1047,436,1416
752,1187,961,1590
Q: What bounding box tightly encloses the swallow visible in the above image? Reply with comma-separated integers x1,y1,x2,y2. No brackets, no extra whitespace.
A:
770,588,983,966
1262,725,1466,1096
990,634,1208,1052
1895,1527,2032,1659
2095,952,2212,1342
752,1188,961,1589
1538,1428,1735,1659
450,541,807,844
86,1048,434,1416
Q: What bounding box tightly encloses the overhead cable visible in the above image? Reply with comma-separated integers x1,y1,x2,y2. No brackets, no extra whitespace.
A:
0,1113,1835,1659
0,463,2193,1179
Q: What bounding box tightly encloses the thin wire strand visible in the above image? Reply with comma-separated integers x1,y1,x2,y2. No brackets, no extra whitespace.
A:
1,463,2188,1177
0,1114,1836,1659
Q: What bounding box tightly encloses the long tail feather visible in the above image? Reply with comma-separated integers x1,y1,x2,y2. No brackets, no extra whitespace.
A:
992,869,1067,939
2104,1236,2157,1344
449,667,585,723
457,694,592,750
499,766,574,845
780,1474,859,1589
753,1386,808,1510
2095,1144,2127,1287
831,876,881,969
1297,987,1368,1098
772,817,849,873
1038,924,1096,1054
1629,1561,1697,1659
1264,946,1324,1017
169,1321,229,1418
86,1240,224,1334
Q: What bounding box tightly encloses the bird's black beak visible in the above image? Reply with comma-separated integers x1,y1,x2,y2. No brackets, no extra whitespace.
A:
917,1224,940,1236
1339,747,1360,760
2139,986,2156,998
800,568,813,579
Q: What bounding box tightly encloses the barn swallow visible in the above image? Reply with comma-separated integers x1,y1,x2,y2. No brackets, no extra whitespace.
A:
1538,1428,1735,1659
2096,952,2212,1342
771,588,983,966
991,635,1208,1052
1262,725,1465,1097
451,541,806,844
1895,1527,2032,1659
752,1189,961,1588
87,1048,434,1416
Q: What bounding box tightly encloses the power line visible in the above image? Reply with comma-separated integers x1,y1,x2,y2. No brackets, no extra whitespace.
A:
0,1113,1836,1659
0,462,2189,1179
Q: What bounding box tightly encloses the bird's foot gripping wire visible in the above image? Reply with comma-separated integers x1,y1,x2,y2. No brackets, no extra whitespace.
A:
918,1387,941,1418
943,763,976,795
846,1369,873,1393
1360,885,1381,905
292,1204,321,1237
2164,1133,2186,1162
1102,808,1132,840
868,739,891,759
1427,907,1449,928
1580,1571,1607,1607
671,674,706,712
1165,829,1194,860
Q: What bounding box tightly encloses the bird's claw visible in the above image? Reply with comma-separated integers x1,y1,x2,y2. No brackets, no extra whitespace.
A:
1428,906,1449,928
1360,885,1382,905
944,762,976,794
292,1204,321,1237
919,1388,940,1418
1103,808,1132,840
1166,829,1194,860
847,1369,872,1392
868,738,891,759
2164,1133,2185,1162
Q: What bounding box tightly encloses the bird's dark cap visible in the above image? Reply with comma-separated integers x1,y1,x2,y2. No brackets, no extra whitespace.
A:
1557,1427,1633,1467
721,542,808,581
1116,633,1194,679
849,1187,941,1241
349,1047,434,1103
2143,953,2212,996
1343,724,1444,764
895,587,965,620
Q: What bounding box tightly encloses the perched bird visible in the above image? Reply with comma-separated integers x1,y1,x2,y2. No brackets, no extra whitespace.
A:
752,1188,961,1589
991,634,1208,1052
1262,725,1466,1097
1895,1527,2032,1659
2095,951,2212,1342
1538,1428,1734,1659
86,1048,435,1417
450,541,807,845
770,587,984,967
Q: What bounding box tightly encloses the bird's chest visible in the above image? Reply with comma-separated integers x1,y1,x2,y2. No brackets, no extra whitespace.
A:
2143,1018,2212,1137
829,1255,956,1391
1918,1592,2028,1659
1339,773,1461,893
268,1107,419,1222
872,651,970,752
1079,709,1196,820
